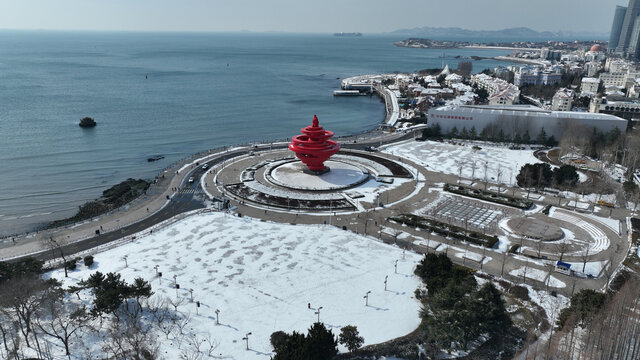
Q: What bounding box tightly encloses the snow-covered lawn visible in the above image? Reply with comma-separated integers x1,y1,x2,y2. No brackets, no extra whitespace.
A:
383,140,540,184
509,267,566,288
49,212,423,359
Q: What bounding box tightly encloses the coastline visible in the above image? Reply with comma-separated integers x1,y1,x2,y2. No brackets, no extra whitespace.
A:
492,55,546,65
464,45,542,51
2,95,390,239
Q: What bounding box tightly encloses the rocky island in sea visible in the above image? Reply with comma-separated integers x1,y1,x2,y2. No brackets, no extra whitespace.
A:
78,116,97,127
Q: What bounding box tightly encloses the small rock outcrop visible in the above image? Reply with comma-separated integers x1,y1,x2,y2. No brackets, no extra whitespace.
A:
79,117,97,128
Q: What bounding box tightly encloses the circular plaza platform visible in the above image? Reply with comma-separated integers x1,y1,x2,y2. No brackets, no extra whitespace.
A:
268,160,369,191
506,216,564,241
211,149,417,213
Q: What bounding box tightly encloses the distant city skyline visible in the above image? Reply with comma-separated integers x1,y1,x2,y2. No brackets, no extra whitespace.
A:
0,0,628,34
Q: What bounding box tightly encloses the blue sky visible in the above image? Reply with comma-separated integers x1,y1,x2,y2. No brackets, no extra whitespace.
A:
0,0,627,33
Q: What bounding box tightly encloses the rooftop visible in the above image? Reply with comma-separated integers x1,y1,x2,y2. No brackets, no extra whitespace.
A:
431,105,627,121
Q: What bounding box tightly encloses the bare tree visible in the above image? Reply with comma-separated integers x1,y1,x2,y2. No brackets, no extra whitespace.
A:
43,236,70,277
483,161,489,190
554,241,570,262
580,248,590,273
34,298,90,358
102,306,159,360
544,262,556,292
456,160,464,183
0,276,53,355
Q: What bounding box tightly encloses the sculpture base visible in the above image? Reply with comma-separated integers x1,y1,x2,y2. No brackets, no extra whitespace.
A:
303,167,330,176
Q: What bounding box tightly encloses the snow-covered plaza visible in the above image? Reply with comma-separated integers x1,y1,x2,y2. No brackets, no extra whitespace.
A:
48,212,423,359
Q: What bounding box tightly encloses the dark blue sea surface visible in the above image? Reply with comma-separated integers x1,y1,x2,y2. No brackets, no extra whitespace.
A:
0,31,513,235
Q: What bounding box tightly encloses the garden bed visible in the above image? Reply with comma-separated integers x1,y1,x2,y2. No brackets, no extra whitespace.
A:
389,213,499,248
444,183,533,210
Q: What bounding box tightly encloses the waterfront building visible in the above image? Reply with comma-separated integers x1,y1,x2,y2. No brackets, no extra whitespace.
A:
552,88,574,111
428,105,627,140
445,73,463,87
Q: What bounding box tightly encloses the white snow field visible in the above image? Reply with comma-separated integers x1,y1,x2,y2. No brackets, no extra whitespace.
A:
383,140,541,184
49,212,423,359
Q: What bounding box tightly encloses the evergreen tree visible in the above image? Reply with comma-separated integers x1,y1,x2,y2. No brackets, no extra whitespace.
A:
474,283,511,335
449,126,459,138
272,331,307,360
460,127,469,139
129,277,153,310
469,126,477,139
513,133,522,145
536,127,547,144
304,323,338,360
479,127,489,141
498,129,506,143
522,130,531,144
553,165,579,186
338,325,364,352
545,135,557,147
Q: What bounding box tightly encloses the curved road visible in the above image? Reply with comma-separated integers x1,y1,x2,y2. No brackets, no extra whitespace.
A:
9,128,420,263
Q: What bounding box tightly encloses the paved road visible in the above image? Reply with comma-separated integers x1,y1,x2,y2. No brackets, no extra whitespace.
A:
1,127,416,263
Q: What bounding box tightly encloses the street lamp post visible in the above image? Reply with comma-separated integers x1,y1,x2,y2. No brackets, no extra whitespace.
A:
243,332,252,350
315,306,323,323
189,289,194,302
364,291,371,306
384,276,388,291
215,309,220,325
122,255,128,267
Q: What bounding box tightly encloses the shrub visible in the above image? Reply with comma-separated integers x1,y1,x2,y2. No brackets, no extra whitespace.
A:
509,244,521,253
84,255,94,266
509,285,530,301
542,204,552,215
65,260,77,271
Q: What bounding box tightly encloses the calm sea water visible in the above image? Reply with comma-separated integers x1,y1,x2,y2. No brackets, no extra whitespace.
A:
0,31,513,235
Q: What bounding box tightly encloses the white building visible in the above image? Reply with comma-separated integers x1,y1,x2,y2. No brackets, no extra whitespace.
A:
581,77,600,95
445,73,463,87
471,73,520,105
428,105,627,140
585,61,603,77
514,69,562,86
599,72,629,88
552,88,574,111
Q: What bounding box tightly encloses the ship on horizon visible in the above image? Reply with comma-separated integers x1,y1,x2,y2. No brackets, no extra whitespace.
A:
334,32,362,37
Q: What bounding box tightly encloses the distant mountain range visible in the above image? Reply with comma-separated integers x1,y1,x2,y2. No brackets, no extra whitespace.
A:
388,26,608,41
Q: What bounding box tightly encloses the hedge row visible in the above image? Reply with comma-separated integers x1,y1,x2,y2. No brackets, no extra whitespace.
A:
389,213,499,248
444,183,533,210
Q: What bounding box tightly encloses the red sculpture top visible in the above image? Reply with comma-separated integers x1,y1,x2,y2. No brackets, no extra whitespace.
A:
289,115,341,173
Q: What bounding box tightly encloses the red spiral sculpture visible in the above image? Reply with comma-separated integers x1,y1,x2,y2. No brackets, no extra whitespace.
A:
289,115,341,173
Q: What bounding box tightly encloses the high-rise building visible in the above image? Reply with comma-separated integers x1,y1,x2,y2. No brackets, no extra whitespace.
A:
609,5,628,52
616,0,640,56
